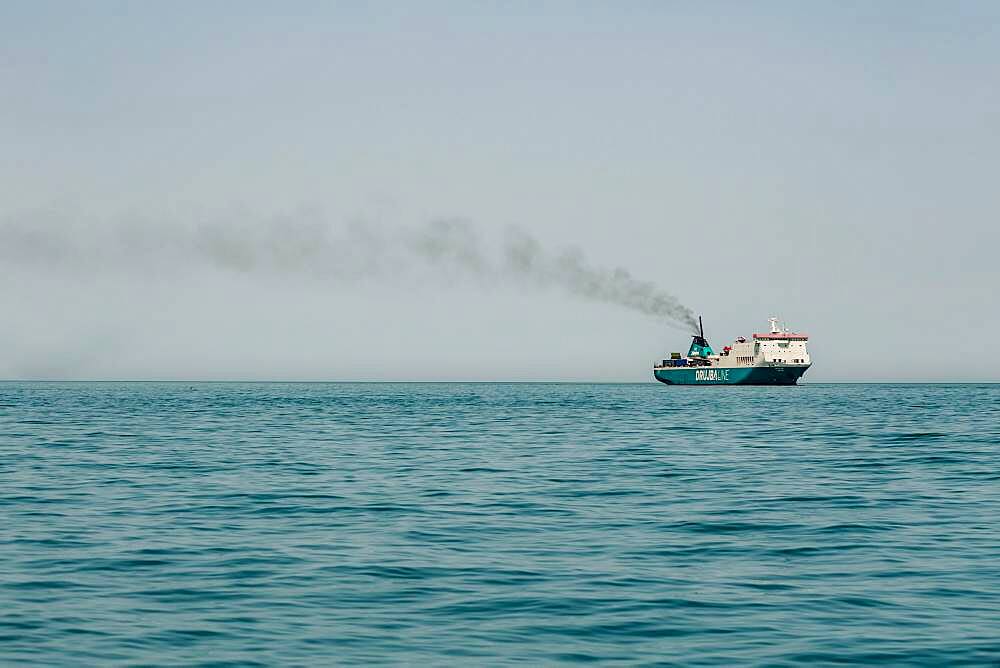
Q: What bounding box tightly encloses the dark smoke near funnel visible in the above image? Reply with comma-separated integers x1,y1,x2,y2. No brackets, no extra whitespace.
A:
412,220,698,332
0,212,699,332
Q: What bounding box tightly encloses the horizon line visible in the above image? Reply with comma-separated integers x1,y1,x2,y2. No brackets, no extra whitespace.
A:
1,379,997,385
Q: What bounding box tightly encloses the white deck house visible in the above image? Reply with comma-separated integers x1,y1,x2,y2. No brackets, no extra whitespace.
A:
713,318,810,369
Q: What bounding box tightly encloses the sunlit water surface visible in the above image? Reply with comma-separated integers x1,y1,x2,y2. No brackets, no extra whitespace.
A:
2,382,999,665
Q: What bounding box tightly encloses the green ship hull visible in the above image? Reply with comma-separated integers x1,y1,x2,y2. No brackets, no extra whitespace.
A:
653,364,809,385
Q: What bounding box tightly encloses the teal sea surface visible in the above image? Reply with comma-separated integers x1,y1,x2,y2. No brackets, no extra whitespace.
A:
2,382,999,665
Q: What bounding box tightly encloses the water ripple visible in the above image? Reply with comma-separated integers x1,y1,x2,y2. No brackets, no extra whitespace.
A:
1,382,999,664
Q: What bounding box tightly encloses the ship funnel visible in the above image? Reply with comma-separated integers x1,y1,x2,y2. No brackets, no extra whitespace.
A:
769,317,780,334
687,315,714,358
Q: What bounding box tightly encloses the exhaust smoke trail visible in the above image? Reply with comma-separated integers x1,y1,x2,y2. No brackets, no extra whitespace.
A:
411,221,697,331
0,212,698,332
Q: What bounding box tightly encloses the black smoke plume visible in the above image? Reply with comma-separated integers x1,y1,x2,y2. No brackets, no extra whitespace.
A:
1,211,698,332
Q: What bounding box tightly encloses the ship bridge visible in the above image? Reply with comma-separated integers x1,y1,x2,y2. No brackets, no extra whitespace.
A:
747,317,810,365
699,317,810,369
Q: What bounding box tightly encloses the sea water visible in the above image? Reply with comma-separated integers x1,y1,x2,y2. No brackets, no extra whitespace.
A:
2,382,998,665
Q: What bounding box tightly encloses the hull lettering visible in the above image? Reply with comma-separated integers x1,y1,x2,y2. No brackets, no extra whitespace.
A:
695,369,729,382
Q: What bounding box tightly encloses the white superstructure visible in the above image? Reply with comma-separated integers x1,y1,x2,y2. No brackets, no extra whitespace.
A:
709,318,810,369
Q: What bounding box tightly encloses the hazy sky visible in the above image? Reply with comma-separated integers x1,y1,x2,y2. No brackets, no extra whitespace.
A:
2,2,998,381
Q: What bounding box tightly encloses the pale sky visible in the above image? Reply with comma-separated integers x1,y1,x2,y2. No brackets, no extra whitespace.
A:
2,2,998,381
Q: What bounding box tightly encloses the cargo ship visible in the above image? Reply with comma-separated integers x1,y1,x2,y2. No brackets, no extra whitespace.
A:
653,317,811,385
